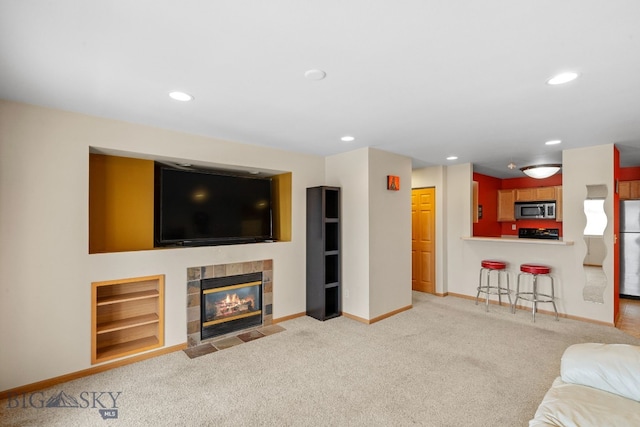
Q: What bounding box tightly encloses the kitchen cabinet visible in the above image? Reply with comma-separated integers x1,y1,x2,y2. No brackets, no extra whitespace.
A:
515,186,557,202
536,186,556,201
497,189,516,221
619,180,640,200
515,188,535,201
555,186,563,222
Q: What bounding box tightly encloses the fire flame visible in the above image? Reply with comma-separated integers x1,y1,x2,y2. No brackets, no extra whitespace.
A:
211,292,256,318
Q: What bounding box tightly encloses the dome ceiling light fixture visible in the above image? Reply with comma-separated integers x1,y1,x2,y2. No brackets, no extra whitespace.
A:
546,72,579,85
304,69,327,81
168,91,194,101
520,164,562,179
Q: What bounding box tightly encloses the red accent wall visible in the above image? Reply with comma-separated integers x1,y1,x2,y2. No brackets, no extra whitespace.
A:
614,147,621,320
501,174,563,189
473,173,501,237
619,166,640,181
473,172,564,237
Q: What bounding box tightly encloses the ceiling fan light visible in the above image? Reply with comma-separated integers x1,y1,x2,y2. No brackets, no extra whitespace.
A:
520,164,562,179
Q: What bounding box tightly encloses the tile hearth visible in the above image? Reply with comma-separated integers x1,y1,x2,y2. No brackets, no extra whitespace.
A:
183,324,285,359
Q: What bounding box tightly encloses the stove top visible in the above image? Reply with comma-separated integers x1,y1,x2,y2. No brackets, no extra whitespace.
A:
518,228,560,240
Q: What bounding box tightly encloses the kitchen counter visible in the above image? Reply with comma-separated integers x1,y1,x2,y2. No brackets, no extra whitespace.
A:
462,236,574,246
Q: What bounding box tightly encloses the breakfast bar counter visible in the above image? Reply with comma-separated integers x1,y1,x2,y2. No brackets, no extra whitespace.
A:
454,235,581,320
462,236,574,246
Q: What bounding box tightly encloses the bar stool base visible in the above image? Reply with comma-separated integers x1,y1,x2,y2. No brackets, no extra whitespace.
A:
514,269,558,322
475,261,512,312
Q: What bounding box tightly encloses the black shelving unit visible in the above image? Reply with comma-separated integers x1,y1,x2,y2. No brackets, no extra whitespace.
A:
306,186,341,321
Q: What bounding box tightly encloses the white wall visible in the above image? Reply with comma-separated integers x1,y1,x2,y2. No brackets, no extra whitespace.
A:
326,149,370,319
367,148,412,318
443,164,474,295
0,100,325,391
326,148,412,320
562,144,615,323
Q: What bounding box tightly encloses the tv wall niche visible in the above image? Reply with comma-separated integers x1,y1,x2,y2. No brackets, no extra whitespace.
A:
89,153,291,254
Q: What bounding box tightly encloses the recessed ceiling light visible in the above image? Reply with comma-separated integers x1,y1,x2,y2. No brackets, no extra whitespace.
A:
446,156,458,161
169,91,194,101
545,140,562,145
341,136,355,142
546,72,579,85
304,69,327,81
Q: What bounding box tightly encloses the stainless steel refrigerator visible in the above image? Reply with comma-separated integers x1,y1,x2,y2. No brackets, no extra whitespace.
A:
620,200,640,297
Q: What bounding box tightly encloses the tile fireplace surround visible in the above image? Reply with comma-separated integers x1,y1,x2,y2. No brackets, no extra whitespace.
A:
186,259,273,348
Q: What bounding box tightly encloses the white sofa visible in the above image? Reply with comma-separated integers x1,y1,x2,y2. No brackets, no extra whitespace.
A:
530,343,640,427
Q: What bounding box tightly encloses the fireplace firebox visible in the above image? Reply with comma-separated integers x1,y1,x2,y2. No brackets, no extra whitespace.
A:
200,272,262,339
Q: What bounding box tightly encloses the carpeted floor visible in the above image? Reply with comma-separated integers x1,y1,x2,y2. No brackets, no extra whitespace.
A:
2,292,639,426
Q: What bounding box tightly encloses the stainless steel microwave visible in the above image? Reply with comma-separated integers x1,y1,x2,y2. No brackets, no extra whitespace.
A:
515,201,556,219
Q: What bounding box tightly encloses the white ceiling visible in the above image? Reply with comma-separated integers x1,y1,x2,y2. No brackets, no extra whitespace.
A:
2,1,640,178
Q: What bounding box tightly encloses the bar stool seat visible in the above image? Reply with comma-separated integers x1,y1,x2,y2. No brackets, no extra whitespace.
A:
514,263,558,322
475,260,512,312
520,264,550,275
481,260,507,269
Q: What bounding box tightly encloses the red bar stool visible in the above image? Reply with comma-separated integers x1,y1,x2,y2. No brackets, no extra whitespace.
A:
475,260,511,312
514,263,558,322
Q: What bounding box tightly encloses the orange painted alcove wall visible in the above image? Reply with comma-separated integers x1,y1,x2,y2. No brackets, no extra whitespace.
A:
89,153,155,253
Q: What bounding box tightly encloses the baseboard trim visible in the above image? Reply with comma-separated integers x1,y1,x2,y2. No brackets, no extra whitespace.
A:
0,343,187,401
343,304,413,325
273,304,416,325
272,311,305,323
448,292,511,306
370,305,413,324
342,312,369,324
447,293,615,327
412,290,448,297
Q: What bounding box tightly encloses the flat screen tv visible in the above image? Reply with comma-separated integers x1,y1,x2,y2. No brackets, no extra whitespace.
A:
154,163,273,246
